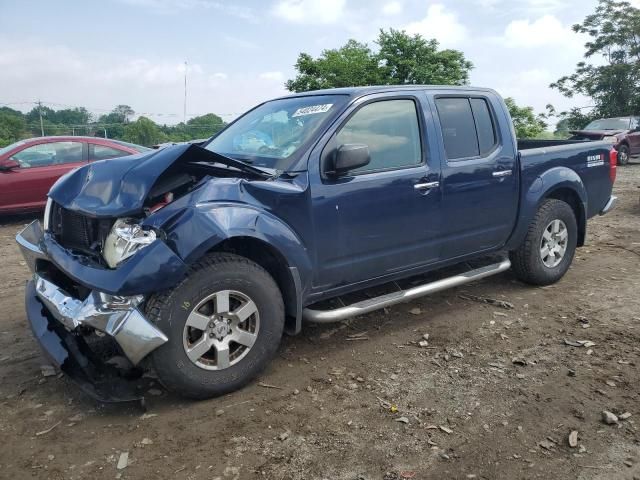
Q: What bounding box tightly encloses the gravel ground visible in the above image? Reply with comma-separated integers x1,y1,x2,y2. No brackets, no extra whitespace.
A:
0,165,639,480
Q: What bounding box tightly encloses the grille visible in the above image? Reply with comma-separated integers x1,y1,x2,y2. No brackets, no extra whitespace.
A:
49,202,103,252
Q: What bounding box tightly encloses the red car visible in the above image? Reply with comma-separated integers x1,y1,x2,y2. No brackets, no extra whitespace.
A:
0,136,150,214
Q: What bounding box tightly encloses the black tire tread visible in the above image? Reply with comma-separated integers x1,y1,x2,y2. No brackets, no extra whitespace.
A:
510,199,576,286
146,252,284,399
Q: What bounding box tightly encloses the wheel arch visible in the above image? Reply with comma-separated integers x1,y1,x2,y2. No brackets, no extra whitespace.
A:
543,186,586,246
210,236,303,335
508,167,587,249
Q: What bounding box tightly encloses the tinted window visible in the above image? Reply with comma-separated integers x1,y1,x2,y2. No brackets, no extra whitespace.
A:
90,144,128,160
110,139,152,153
336,99,422,174
11,142,84,168
435,98,479,160
470,98,496,155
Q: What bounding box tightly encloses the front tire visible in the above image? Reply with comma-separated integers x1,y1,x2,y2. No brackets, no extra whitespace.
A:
617,144,630,165
147,253,285,399
510,199,578,286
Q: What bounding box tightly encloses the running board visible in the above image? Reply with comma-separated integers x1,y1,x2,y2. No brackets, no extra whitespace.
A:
303,259,511,323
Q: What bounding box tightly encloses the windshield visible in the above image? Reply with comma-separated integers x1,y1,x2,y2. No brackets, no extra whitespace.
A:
0,139,27,156
584,118,631,130
205,95,348,169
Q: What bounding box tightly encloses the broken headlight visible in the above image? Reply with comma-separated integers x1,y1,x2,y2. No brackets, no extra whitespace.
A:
102,219,157,268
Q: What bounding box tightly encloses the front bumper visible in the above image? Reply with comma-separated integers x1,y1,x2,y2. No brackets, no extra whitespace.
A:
17,221,170,401
600,195,618,215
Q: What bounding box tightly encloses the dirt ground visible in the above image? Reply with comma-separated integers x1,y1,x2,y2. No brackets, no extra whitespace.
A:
0,166,639,480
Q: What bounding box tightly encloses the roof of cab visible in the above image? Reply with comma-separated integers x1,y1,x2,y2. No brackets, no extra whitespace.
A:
278,84,499,99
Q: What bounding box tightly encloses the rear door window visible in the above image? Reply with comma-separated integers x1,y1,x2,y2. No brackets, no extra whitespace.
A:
90,144,129,161
435,97,497,160
470,98,497,155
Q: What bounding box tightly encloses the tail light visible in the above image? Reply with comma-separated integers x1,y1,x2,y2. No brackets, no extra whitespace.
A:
609,149,617,184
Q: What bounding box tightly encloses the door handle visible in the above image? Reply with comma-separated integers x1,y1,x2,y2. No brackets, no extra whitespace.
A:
414,181,440,190
492,170,513,178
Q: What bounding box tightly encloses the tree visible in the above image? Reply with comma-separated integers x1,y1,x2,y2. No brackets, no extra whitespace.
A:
505,97,547,138
551,0,640,117
0,107,27,147
286,40,381,92
286,29,472,92
376,29,472,86
99,105,135,124
186,113,226,137
123,117,167,146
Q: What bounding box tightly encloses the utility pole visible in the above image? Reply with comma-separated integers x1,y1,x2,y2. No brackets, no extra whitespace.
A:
37,100,45,136
183,60,188,141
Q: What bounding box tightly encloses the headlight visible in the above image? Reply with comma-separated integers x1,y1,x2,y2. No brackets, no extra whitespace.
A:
43,198,52,231
102,218,157,268
603,135,618,144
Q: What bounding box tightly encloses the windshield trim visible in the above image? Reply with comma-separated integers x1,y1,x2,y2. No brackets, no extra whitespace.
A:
201,93,350,172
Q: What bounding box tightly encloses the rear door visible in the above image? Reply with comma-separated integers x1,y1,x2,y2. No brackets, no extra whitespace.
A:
0,141,87,211
432,94,518,259
309,93,443,289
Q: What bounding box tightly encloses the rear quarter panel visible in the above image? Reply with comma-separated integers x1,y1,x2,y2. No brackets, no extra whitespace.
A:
507,142,613,249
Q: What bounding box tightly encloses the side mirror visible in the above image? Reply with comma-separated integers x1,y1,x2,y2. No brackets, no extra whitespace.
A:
0,159,20,171
332,144,370,175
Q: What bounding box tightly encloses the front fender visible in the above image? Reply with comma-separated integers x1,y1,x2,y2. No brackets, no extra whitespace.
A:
148,201,313,300
507,167,587,250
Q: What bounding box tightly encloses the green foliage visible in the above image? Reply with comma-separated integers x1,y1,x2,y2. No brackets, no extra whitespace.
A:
551,0,640,117
0,103,227,147
286,29,472,92
376,29,472,86
286,40,380,92
504,97,547,138
0,107,27,147
123,117,168,146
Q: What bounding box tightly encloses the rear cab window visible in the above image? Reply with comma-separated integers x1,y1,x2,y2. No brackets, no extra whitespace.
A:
435,96,498,160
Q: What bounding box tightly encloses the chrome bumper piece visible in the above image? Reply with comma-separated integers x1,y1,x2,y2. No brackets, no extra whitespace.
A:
599,195,618,215
17,221,168,365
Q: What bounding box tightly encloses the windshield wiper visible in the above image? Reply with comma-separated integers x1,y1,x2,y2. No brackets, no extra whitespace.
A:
188,145,274,179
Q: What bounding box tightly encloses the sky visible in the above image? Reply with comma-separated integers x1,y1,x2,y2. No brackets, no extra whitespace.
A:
0,0,628,126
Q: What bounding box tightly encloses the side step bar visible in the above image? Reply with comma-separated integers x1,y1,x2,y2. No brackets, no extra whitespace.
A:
303,259,511,323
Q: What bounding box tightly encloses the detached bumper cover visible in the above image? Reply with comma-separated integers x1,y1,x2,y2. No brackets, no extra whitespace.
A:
26,281,145,402
33,274,168,365
599,195,618,215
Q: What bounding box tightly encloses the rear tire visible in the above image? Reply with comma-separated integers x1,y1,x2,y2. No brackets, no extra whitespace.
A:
147,253,285,399
510,199,577,286
617,144,630,165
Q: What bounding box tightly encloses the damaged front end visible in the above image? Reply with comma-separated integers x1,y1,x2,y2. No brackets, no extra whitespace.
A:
16,144,260,402
18,220,169,402
16,143,296,402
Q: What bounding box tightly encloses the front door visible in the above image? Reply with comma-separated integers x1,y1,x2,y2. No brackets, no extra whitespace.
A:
0,141,86,211
433,95,519,259
310,96,442,290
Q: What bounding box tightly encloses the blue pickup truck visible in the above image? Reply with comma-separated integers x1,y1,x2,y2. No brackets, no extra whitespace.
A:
17,86,618,401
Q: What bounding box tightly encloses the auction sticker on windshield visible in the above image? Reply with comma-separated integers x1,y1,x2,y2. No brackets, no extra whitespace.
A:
292,104,333,117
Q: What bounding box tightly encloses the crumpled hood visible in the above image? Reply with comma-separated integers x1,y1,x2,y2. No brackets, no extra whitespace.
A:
569,129,627,138
48,143,268,218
